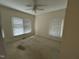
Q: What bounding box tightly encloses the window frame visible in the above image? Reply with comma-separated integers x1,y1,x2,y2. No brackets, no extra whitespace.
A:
49,18,64,38
11,16,32,37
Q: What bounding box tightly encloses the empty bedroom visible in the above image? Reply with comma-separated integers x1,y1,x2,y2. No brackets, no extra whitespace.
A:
0,0,69,59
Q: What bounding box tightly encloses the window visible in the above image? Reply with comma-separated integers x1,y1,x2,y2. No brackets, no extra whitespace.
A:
49,18,64,38
1,29,5,38
23,19,32,33
11,16,32,36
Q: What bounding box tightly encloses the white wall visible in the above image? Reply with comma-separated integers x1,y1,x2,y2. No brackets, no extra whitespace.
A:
0,5,35,43
35,9,66,40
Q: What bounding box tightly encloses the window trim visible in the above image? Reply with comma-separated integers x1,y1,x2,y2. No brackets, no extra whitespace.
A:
11,16,32,36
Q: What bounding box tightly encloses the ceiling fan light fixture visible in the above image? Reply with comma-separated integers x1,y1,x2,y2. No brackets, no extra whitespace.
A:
25,0,45,13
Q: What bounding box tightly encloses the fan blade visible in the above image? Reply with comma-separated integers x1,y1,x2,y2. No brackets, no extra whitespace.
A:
37,8,44,10
26,5,32,7
26,8,32,10
37,4,47,7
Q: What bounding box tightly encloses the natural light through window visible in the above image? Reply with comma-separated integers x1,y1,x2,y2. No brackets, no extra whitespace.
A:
49,17,64,38
11,16,32,36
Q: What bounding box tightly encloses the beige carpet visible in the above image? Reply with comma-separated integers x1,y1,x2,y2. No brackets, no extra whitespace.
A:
5,35,60,59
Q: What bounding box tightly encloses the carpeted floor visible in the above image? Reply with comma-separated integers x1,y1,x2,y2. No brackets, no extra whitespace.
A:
5,35,60,59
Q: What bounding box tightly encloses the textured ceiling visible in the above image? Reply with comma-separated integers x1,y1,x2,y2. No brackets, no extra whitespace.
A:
0,0,68,15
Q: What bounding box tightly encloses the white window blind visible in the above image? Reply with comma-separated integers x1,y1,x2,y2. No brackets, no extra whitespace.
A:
24,19,32,33
11,16,32,36
49,18,64,38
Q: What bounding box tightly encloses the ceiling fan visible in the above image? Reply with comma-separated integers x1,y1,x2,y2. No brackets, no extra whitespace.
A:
26,0,46,13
